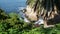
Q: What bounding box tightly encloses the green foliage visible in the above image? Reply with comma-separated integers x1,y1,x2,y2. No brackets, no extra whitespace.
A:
0,9,60,34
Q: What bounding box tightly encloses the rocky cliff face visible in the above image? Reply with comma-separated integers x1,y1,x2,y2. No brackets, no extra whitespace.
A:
23,0,60,28
24,5,38,21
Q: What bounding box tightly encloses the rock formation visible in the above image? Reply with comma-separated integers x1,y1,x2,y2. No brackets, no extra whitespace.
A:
23,0,60,28
24,5,38,21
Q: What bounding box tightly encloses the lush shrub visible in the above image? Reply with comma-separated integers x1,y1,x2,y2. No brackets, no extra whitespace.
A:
0,9,60,34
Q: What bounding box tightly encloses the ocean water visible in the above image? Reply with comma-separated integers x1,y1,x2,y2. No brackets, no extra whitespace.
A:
0,0,26,13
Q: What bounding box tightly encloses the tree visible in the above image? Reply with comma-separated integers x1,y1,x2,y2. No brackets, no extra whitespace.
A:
0,9,8,20
0,9,34,34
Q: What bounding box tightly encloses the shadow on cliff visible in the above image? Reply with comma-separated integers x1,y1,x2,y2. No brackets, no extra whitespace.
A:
43,0,60,25
47,14,60,25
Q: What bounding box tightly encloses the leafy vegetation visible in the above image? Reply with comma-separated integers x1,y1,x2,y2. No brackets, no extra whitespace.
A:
0,9,60,34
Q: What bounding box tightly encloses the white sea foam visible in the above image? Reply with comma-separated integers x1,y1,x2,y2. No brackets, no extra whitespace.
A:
18,7,30,23
18,7,26,10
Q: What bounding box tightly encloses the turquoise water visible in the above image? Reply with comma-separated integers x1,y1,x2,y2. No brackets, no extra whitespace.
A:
0,0,26,13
